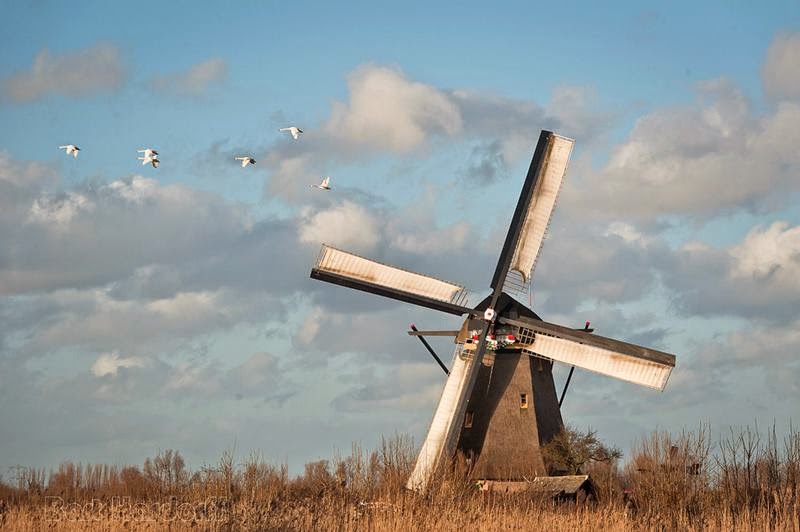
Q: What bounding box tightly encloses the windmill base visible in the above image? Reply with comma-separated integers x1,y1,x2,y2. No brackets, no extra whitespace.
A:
456,350,564,480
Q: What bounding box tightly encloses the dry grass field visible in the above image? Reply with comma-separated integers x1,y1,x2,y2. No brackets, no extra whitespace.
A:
1,425,798,531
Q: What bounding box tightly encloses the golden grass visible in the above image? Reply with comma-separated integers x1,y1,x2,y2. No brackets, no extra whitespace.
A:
1,426,798,531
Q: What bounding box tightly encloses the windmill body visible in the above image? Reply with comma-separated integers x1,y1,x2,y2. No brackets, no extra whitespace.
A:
309,131,677,491
455,295,564,481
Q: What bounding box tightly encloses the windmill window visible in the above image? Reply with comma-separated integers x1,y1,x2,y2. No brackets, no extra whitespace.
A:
464,411,474,428
520,394,529,409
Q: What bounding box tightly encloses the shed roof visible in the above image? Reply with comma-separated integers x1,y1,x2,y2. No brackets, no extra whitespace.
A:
530,475,592,495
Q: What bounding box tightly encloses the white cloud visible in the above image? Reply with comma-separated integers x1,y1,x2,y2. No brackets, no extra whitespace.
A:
452,84,613,170
27,289,255,355
91,351,148,377
730,221,800,280
565,79,800,221
27,192,95,228
0,151,55,188
385,185,473,254
391,221,470,254
533,222,668,313
261,64,613,200
1,173,251,296
298,200,380,252
325,65,462,153
544,84,614,142
263,152,322,201
603,221,652,247
150,57,228,96
102,175,161,204
664,220,800,322
2,43,125,103
762,31,800,101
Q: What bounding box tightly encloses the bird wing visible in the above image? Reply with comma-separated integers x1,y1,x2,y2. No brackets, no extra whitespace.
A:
322,177,330,187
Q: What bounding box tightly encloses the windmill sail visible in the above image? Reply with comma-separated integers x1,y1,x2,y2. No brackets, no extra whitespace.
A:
311,244,472,315
508,134,574,283
490,131,574,294
406,343,475,491
502,316,675,390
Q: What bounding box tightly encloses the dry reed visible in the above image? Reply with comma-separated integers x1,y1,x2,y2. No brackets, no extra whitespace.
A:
1,423,798,531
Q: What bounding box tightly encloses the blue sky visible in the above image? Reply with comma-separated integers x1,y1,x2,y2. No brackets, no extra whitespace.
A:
1,2,799,475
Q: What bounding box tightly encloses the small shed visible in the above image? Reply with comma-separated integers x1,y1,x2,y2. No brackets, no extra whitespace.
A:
529,475,597,502
476,475,598,502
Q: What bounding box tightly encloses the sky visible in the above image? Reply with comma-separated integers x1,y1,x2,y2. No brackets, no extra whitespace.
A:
1,1,799,476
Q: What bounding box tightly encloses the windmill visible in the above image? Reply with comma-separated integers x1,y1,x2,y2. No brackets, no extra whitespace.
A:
309,130,676,491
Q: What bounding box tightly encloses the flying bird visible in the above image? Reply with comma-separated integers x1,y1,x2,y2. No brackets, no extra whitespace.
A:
138,155,159,168
279,126,303,140
137,148,159,167
235,156,256,168
58,145,80,158
311,176,331,190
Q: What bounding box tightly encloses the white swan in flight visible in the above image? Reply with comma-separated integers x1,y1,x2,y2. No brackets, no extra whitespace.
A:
137,148,159,167
234,156,256,168
311,176,331,190
279,126,303,140
137,155,159,168
58,145,80,158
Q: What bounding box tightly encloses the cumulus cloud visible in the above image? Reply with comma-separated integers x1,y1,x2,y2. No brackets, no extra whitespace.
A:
531,221,670,314
2,43,125,103
663,221,800,323
261,65,613,200
452,84,613,174
24,289,262,355
544,85,613,141
762,31,800,101
730,220,800,280
298,200,381,253
0,150,56,188
150,57,228,96
89,349,293,405
391,221,471,255
27,192,95,228
654,317,800,408
565,78,800,222
325,65,462,153
1,174,251,295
